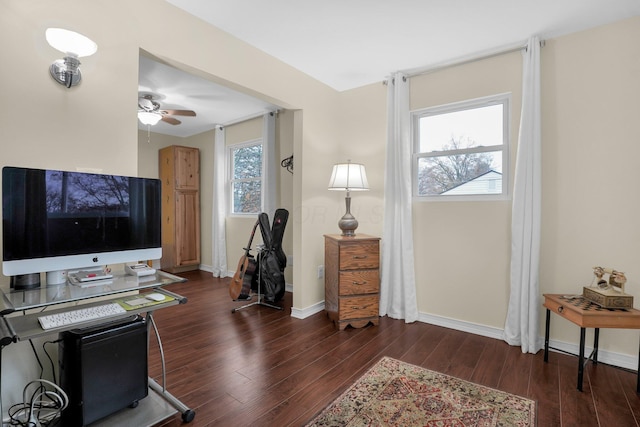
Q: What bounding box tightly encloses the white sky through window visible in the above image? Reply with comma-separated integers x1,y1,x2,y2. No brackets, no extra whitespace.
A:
419,104,503,151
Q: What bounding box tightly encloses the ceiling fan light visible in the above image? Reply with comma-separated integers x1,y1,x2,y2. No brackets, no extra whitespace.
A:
138,111,161,125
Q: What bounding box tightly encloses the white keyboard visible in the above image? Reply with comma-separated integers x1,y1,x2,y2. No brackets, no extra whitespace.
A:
38,302,127,330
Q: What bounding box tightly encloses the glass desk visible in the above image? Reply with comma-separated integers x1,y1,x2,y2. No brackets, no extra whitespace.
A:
0,270,196,425
0,270,186,313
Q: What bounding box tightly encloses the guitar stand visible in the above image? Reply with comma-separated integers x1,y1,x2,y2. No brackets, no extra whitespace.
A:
232,249,283,313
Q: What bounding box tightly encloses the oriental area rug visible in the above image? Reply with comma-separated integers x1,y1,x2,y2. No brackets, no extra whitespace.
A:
306,356,536,427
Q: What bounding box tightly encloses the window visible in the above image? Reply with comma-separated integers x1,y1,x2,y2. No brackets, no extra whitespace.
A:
412,94,509,200
230,139,263,214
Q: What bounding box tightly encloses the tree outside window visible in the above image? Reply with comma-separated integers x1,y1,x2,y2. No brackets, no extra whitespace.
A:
412,95,509,199
230,141,262,214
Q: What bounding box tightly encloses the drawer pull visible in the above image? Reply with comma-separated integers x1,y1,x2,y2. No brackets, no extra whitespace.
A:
353,255,368,259
351,306,365,310
352,281,367,285
558,306,564,313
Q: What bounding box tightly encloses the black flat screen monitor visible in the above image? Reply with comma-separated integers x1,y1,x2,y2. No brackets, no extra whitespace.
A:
2,166,162,278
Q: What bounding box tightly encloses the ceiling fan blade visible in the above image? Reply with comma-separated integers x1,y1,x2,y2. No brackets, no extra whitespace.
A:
162,109,196,117
161,116,181,125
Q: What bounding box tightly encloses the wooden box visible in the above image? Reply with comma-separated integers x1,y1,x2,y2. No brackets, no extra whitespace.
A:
583,286,634,309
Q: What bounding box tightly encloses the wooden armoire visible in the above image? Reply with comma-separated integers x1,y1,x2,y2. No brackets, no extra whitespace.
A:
159,145,200,273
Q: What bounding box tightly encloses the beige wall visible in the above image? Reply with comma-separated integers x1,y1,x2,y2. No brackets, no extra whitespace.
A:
61,9,640,360
539,17,640,354
334,16,640,362
0,0,341,306
138,129,216,272
0,0,338,411
2,0,640,409
277,110,295,285
138,110,308,299
211,114,294,286
138,111,295,287
409,51,523,328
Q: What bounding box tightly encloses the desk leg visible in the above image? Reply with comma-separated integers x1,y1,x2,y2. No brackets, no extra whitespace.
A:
593,328,599,364
578,327,586,392
544,309,550,362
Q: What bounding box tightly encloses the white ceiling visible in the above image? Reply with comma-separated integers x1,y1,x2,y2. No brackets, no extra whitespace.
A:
138,55,278,137
166,0,640,91
144,0,640,137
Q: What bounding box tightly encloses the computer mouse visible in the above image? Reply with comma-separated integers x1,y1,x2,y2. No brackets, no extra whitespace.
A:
146,293,165,302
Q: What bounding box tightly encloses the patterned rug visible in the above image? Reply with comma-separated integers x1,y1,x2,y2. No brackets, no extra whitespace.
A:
306,356,536,427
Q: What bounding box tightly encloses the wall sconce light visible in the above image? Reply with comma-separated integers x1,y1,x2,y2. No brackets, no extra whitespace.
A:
328,160,369,236
46,28,97,88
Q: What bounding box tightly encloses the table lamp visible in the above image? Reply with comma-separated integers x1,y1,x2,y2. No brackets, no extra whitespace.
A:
328,160,369,236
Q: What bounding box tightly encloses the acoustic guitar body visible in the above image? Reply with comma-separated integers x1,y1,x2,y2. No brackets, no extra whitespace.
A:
229,256,248,300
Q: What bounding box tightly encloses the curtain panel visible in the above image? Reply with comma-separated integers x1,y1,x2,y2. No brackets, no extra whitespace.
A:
503,36,542,353
211,126,228,277
380,72,419,323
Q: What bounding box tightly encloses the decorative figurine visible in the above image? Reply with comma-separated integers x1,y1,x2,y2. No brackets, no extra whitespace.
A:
610,270,627,293
592,266,608,289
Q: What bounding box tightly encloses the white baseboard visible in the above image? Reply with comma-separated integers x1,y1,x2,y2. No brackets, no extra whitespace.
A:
195,263,235,277
198,264,213,273
418,312,505,340
288,303,638,371
418,311,638,371
205,264,292,288
543,337,638,371
291,300,325,319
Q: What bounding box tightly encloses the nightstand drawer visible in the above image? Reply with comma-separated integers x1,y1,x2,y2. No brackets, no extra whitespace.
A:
339,295,379,319
339,242,379,270
339,270,379,295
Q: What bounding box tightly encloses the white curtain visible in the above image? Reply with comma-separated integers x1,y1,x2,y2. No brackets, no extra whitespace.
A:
262,112,277,219
211,125,228,277
379,72,419,323
503,36,542,353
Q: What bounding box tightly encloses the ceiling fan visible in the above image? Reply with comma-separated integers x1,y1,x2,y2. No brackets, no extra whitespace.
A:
137,93,196,126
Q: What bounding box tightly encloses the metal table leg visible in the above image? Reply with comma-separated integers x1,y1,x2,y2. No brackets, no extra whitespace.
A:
578,327,586,391
149,377,196,423
544,309,550,362
593,328,599,364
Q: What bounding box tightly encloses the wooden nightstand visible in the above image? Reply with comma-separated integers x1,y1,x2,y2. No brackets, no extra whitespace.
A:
324,234,380,330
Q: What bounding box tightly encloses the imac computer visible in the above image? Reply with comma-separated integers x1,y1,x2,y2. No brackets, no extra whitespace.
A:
2,166,162,289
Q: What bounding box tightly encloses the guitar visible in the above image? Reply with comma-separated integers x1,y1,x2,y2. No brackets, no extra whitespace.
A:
229,220,260,300
238,255,257,299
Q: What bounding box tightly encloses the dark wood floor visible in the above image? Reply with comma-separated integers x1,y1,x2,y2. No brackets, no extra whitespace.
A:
148,270,640,426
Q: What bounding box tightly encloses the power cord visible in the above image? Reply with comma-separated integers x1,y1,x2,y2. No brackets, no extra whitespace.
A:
7,379,68,427
28,341,44,380
42,341,59,385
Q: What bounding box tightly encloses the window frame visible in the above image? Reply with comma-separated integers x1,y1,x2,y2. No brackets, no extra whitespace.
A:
228,138,264,216
411,93,511,202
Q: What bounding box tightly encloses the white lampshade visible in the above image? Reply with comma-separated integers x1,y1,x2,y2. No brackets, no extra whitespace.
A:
138,112,162,125
46,28,97,57
328,162,369,191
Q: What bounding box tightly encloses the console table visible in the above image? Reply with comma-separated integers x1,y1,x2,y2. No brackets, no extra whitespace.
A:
0,270,195,426
543,293,640,392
